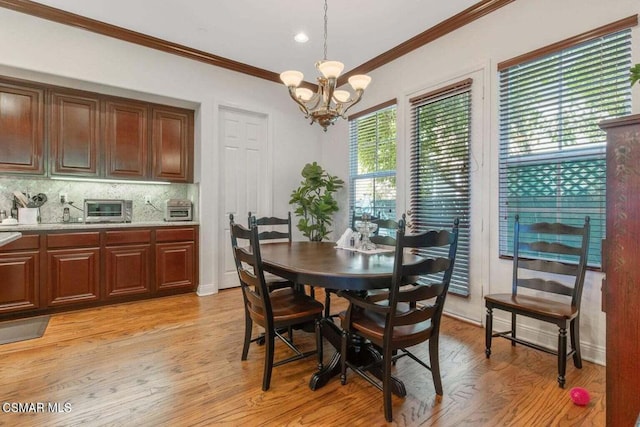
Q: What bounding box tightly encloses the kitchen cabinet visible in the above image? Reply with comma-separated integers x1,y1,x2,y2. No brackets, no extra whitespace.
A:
600,114,640,427
104,229,152,299
155,227,197,292
0,235,41,314
0,79,44,174
46,232,101,307
50,90,100,177
152,106,194,183
104,99,149,179
0,225,198,320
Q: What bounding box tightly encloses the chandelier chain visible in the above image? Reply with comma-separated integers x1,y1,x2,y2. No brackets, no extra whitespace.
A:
323,0,328,60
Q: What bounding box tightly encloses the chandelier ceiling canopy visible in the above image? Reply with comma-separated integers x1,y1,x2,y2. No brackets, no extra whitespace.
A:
280,0,372,131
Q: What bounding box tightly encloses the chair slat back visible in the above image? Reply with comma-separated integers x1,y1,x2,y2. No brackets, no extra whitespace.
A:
512,215,590,306
250,212,292,242
229,214,273,329
384,218,459,344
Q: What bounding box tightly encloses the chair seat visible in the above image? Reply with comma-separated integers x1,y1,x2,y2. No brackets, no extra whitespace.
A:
264,272,295,290
339,303,433,349
261,288,324,325
485,293,577,320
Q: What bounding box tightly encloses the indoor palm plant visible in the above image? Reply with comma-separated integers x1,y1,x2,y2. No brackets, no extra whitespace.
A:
289,162,344,241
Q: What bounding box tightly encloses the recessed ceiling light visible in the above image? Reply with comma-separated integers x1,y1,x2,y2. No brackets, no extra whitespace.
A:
294,32,309,43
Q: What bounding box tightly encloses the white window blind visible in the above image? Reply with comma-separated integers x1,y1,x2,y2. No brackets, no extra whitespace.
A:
498,27,632,267
409,79,472,296
349,102,397,222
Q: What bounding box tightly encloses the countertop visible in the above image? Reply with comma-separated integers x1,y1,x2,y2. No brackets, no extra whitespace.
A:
0,221,199,232
0,231,22,247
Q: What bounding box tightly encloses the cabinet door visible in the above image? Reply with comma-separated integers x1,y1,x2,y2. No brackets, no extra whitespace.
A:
105,244,152,299
47,248,100,306
104,100,148,179
156,242,195,291
0,251,40,313
50,91,100,176
151,107,193,183
0,81,44,174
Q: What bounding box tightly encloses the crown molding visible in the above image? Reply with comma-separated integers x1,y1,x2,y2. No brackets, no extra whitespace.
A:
0,0,512,89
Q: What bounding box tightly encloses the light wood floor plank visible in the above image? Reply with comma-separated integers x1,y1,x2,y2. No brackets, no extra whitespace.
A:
0,289,604,426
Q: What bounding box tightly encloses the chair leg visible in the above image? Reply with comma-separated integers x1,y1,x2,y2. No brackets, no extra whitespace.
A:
262,331,275,391
315,318,324,372
511,312,517,346
557,327,567,388
485,305,493,358
570,318,582,369
340,329,348,385
324,291,332,319
242,310,252,361
429,336,443,395
383,344,394,422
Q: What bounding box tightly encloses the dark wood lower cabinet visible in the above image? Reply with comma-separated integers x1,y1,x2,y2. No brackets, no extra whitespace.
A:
105,244,152,299
47,248,100,306
0,225,198,318
156,242,195,291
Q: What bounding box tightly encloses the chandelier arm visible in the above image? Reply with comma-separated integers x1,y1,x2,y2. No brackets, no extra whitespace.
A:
286,87,311,116
339,89,365,118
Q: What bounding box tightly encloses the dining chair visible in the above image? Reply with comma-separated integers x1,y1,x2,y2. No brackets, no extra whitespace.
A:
229,217,325,391
369,217,400,247
484,215,590,388
248,212,298,292
338,217,459,422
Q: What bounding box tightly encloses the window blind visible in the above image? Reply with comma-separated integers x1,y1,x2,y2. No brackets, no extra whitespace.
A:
409,79,472,296
349,102,397,222
498,28,632,267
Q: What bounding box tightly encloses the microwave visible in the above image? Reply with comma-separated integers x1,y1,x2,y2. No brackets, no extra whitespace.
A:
164,199,192,221
84,199,133,223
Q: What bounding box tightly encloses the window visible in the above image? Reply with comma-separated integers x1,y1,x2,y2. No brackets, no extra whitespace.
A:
498,25,632,267
409,79,472,296
349,101,397,224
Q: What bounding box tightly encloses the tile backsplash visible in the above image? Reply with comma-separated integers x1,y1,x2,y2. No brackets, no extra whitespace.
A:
0,176,198,223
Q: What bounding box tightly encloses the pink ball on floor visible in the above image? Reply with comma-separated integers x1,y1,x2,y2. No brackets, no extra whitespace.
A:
570,387,590,406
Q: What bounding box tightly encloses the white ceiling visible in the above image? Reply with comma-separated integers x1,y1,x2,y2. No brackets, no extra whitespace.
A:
31,0,479,80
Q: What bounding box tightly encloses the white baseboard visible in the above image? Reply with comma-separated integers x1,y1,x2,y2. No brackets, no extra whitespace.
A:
196,283,217,296
491,317,605,366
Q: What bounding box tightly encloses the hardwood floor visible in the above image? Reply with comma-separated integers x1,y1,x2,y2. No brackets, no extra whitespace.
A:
0,289,605,426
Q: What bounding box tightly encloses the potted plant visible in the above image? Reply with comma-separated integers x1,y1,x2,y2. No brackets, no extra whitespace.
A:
289,162,344,241
631,64,640,86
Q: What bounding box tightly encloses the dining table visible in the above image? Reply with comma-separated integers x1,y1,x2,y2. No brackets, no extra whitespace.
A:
259,240,424,396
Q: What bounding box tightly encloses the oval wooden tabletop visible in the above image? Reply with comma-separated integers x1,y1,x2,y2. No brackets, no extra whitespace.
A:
258,241,420,290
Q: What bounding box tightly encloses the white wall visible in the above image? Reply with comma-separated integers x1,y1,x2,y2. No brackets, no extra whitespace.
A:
0,7,322,296
324,0,640,365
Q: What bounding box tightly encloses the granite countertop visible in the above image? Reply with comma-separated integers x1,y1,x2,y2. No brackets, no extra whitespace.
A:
0,221,199,232
0,231,22,247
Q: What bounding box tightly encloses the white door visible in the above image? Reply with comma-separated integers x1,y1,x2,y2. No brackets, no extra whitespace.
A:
219,107,269,289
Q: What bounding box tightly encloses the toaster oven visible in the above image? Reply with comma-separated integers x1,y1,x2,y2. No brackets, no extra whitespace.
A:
164,199,192,221
84,199,133,223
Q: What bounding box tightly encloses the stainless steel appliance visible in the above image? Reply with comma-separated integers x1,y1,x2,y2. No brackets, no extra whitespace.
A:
84,199,133,223
164,199,192,221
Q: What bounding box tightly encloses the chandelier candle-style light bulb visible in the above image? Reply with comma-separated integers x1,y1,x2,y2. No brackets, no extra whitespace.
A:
280,0,371,131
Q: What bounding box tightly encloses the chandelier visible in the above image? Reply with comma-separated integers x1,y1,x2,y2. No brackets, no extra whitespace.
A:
279,0,372,131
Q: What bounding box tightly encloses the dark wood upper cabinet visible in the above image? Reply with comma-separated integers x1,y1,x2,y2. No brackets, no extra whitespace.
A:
104,100,149,179
152,107,194,183
0,81,44,174
50,91,100,177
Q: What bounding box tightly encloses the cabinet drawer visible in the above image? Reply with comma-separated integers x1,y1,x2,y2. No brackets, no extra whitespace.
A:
105,229,152,245
0,234,40,251
156,227,195,242
47,232,100,248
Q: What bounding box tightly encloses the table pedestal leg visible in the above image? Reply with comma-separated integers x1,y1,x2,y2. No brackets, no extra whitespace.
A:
309,318,406,397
